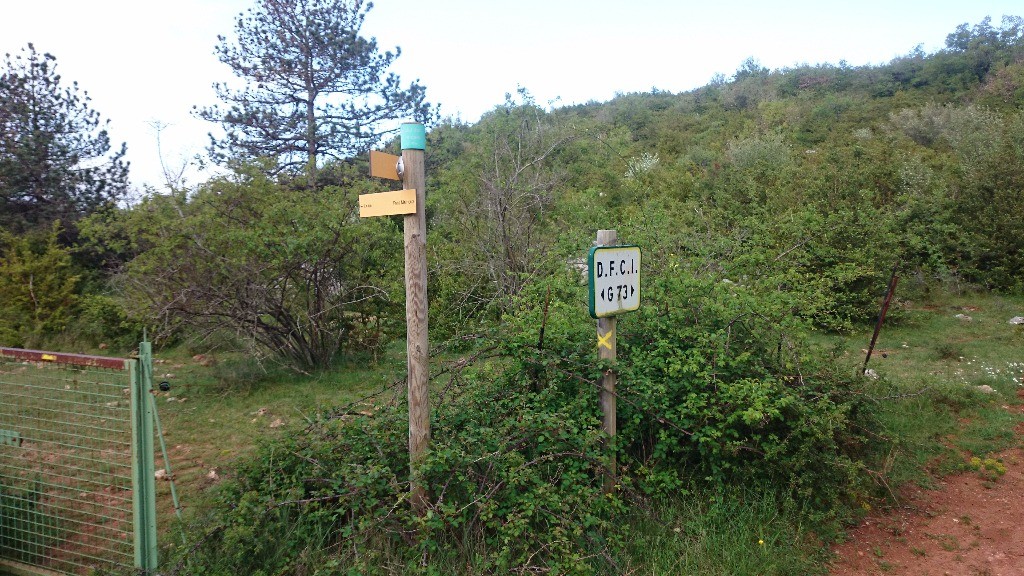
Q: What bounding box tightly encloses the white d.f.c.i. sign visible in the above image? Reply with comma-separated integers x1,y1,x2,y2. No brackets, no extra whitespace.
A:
587,245,641,319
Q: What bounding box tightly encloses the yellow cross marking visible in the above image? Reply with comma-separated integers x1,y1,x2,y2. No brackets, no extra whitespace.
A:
597,329,614,351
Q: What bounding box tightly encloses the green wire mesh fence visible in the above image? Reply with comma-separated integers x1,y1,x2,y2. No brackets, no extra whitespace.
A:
0,345,157,576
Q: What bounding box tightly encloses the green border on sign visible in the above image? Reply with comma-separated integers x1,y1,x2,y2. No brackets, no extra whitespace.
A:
588,244,641,319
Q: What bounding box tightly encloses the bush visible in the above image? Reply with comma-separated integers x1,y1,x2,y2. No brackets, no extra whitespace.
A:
505,269,876,509
172,254,884,575
0,224,80,347
98,164,405,369
174,360,623,575
63,293,144,351
0,481,60,564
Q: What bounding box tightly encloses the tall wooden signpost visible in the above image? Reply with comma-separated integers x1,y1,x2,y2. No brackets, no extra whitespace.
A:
366,123,429,513
368,133,642,507
587,230,641,492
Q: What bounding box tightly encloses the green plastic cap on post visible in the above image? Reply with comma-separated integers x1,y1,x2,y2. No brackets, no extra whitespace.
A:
401,122,426,151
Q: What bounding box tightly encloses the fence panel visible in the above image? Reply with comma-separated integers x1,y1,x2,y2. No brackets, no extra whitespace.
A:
0,347,156,575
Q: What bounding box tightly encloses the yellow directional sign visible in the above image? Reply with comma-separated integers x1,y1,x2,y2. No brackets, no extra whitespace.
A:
359,189,417,218
369,150,401,181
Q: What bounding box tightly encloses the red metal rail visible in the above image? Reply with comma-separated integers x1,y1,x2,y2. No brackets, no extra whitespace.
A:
0,347,129,371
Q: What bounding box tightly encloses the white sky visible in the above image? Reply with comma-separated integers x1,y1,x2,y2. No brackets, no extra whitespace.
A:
1,0,1020,190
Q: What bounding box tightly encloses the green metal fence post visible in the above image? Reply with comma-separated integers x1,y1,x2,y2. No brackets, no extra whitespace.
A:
130,340,159,572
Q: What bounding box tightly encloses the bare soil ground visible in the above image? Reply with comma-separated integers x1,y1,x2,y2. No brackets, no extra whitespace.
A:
830,409,1024,576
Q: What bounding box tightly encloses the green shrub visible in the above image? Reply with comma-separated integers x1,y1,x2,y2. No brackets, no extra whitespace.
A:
94,164,404,370
63,293,144,351
172,261,883,575
174,362,623,575
512,270,877,509
0,480,60,564
934,341,965,360
0,224,80,347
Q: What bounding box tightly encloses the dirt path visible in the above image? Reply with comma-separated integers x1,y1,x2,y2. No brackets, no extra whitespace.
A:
830,431,1024,575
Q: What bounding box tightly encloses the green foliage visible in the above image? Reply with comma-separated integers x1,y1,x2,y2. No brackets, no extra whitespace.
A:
95,163,403,368
174,361,623,575
501,251,878,501
934,341,964,360
421,377,621,574
0,224,79,347
955,403,1021,457
197,0,434,176
493,190,887,503
0,480,60,564
621,489,826,575
884,102,1024,289
613,269,873,506
0,44,128,234
428,91,573,333
942,16,1024,84
26,13,1024,573
62,292,144,350
170,287,1024,575
968,456,1007,481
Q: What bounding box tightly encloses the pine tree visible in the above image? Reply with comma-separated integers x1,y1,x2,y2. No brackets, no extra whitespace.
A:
0,44,128,234
197,0,434,179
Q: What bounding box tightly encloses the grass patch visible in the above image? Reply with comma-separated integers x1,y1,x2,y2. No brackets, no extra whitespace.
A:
826,291,1024,491
870,388,961,488
957,406,1021,456
151,341,407,543
618,488,827,575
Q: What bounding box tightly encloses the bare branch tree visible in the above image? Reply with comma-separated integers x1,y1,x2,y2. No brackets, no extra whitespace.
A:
442,91,574,315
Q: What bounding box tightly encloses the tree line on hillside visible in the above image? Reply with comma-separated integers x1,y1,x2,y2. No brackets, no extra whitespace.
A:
0,5,1021,369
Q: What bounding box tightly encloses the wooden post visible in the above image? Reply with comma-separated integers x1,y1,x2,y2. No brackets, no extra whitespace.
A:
596,229,617,492
402,122,429,513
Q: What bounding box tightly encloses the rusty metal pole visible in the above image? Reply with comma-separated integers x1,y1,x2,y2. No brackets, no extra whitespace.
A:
863,265,899,375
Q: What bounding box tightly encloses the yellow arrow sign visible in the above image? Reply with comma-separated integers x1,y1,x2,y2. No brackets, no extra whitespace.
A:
369,150,401,181
359,189,417,218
